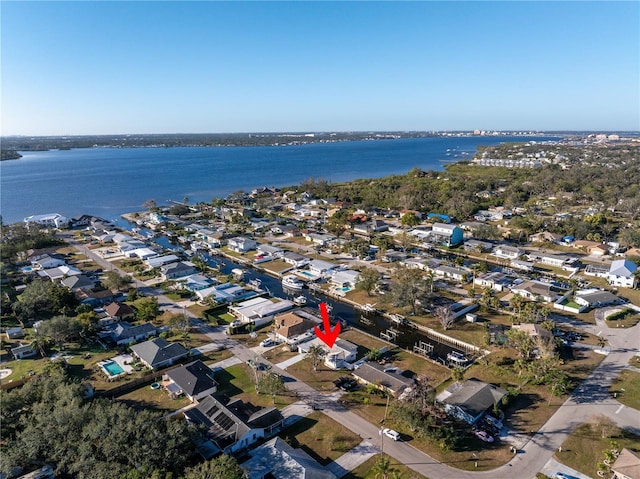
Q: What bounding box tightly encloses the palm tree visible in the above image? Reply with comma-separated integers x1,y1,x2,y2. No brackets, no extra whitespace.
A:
30,334,49,358
597,335,608,350
373,454,393,479
308,345,325,372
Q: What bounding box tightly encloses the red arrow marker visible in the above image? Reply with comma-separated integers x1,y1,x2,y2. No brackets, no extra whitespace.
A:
314,302,341,348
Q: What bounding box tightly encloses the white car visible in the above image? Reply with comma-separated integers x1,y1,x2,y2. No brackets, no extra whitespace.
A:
260,338,274,348
379,428,400,441
474,429,494,443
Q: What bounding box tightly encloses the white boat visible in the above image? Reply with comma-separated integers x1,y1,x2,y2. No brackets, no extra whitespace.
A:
389,313,407,325
447,351,468,364
231,268,245,278
293,295,307,306
360,303,377,313
282,275,304,290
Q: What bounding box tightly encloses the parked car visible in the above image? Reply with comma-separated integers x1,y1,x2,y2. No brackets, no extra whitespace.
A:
260,338,274,348
380,428,401,441
474,429,494,443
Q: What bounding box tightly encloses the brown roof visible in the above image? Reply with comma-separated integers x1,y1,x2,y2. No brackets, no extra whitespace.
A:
104,301,135,318
612,448,640,479
275,311,315,339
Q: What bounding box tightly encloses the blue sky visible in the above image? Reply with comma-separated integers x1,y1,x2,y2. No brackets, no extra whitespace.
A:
1,1,638,134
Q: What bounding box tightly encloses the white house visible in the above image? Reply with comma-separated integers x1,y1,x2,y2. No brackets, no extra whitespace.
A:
492,245,524,260
229,297,295,328
329,269,360,290
308,259,338,277
227,237,257,253
298,337,358,370
606,259,638,288
24,213,70,229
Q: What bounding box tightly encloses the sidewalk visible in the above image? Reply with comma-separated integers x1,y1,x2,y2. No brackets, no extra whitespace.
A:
275,353,306,370
326,441,379,478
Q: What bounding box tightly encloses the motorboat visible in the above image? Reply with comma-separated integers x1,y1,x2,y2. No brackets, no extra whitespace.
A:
360,303,377,313
293,295,307,306
447,351,468,364
282,275,304,290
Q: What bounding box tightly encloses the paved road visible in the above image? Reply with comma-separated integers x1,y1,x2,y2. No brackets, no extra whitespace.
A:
63,235,640,479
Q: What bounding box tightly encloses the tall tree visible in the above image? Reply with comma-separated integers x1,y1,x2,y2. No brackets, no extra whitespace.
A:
182,455,245,479
355,267,380,296
102,270,132,292
135,297,161,322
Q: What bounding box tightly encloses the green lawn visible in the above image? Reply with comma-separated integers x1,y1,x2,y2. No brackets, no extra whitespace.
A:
609,369,640,410
556,423,640,478
344,455,429,478
215,363,297,409
117,383,191,411
281,412,362,466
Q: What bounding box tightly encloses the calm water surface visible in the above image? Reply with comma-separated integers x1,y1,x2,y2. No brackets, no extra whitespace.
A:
1,136,557,223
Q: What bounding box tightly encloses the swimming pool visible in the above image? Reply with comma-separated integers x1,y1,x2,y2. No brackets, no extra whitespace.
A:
21,266,33,273
300,271,316,278
101,360,125,377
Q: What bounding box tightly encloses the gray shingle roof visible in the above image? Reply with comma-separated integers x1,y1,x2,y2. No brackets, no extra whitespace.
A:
130,337,188,368
166,360,217,398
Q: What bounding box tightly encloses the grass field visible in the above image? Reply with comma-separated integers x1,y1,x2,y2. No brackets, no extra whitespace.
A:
344,454,428,478
556,423,640,478
281,412,362,466
609,369,640,410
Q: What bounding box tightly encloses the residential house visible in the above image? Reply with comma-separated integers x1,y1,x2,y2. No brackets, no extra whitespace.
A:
434,265,468,282
241,437,337,479
11,344,37,360
464,239,494,253
24,213,69,229
40,265,82,281
161,261,198,280
352,362,414,397
510,259,535,272
5,327,25,339
303,232,334,246
401,257,432,270
30,254,66,270
195,283,250,303
298,337,358,370
492,245,524,260
180,274,215,292
473,271,512,292
164,360,218,401
272,310,319,345
104,321,157,346
129,337,189,369
574,289,624,309
329,270,360,290
430,223,464,247
60,274,95,292
382,250,408,263
227,237,257,253
352,219,389,236
270,224,298,236
606,259,638,288
527,252,575,269
611,448,640,479
281,251,310,268
184,395,284,455
146,254,180,268
123,247,158,260
510,280,558,303
229,297,295,328
512,323,554,342
104,302,136,321
308,259,338,277
437,378,507,425
528,231,563,243
256,243,284,257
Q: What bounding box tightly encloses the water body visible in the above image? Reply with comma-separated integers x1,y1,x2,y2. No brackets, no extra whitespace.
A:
1,135,558,224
